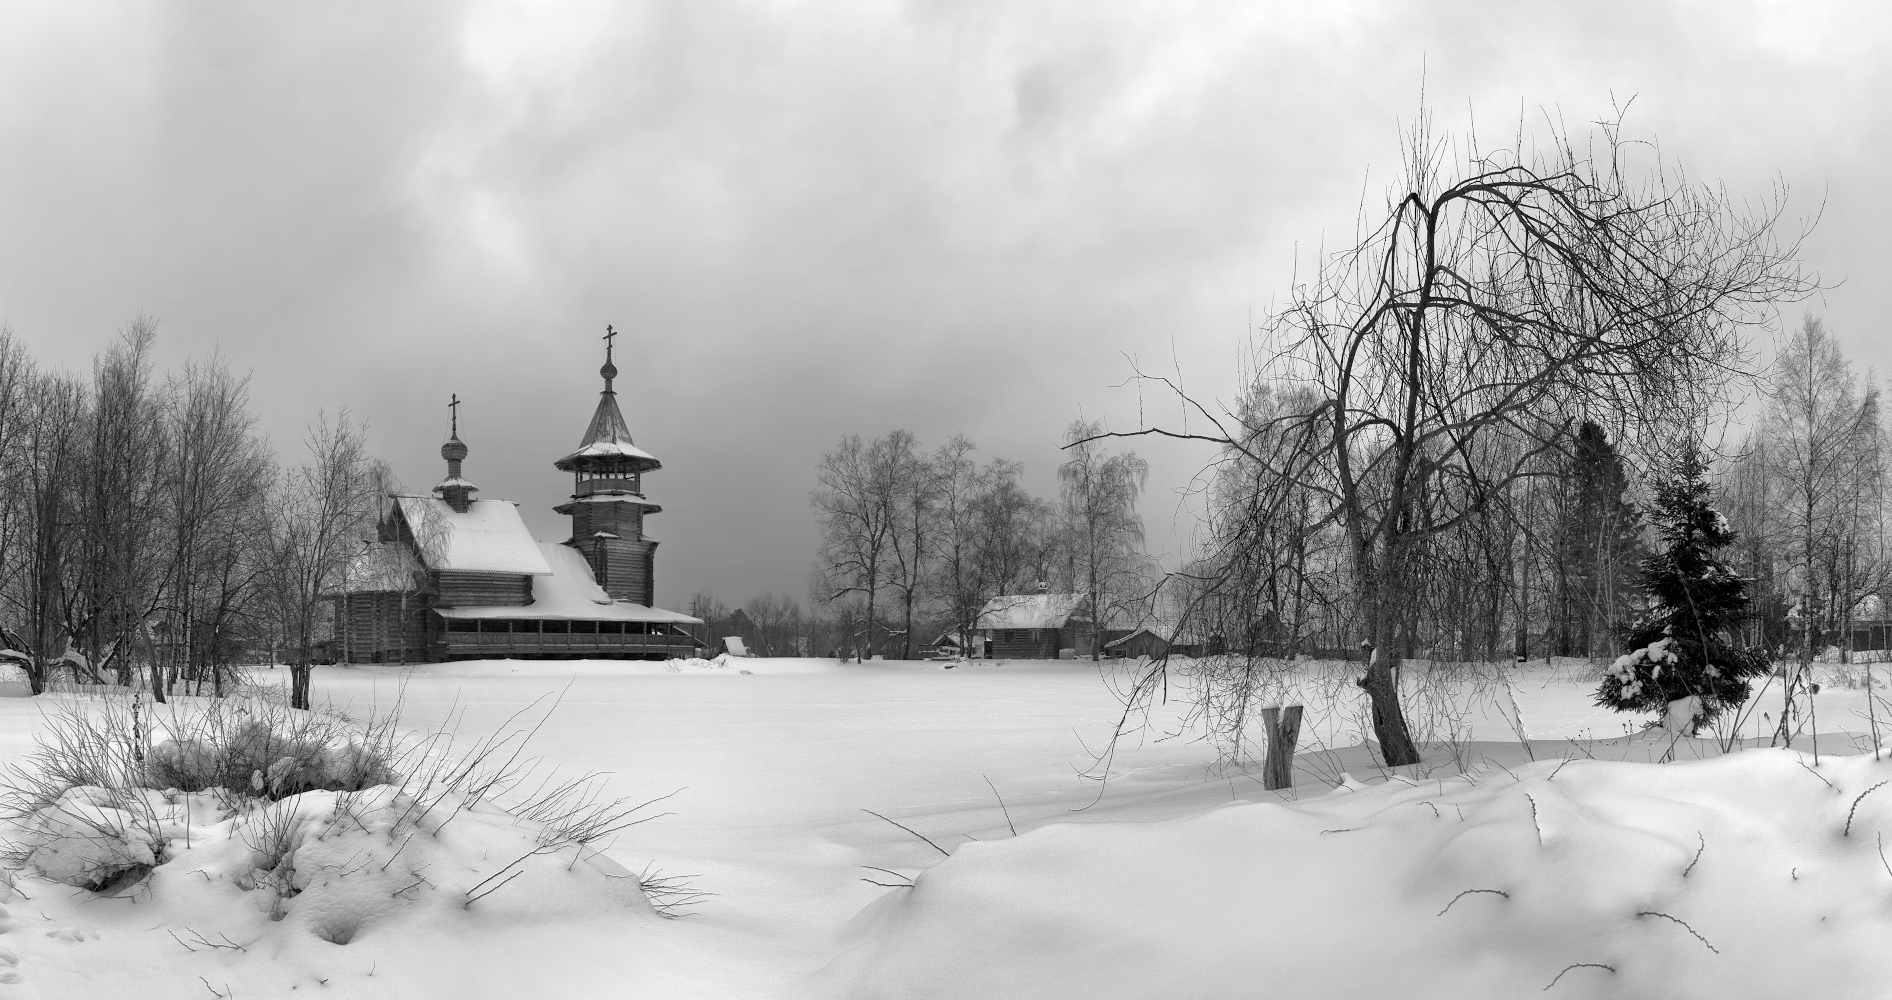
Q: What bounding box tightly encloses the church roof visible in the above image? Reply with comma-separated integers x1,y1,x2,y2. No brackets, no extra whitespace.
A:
393,496,553,575
434,542,701,623
554,391,662,473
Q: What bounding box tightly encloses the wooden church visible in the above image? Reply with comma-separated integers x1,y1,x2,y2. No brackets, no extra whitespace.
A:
331,330,702,662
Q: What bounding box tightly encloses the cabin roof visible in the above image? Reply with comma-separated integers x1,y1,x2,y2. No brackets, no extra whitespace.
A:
976,593,1089,630
394,496,553,576
1103,627,1168,649
434,542,701,623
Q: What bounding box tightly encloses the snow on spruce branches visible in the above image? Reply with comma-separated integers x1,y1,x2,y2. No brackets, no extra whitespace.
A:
1597,449,1768,733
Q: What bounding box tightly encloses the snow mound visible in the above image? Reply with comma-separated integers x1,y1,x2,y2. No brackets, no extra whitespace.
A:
11,782,653,946
818,748,1892,999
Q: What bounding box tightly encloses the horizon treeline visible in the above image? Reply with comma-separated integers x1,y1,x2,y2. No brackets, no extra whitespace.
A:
691,422,1155,662
0,321,387,706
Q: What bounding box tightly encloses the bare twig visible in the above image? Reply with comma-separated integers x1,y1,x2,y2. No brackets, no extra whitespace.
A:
861,808,950,857
1637,910,1719,953
1437,888,1510,916
462,870,522,907
983,775,1017,837
1683,832,1704,877
1844,780,1888,836
1543,963,1615,990
1798,760,1838,793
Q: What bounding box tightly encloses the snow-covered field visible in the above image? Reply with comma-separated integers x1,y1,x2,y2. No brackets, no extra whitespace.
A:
2,655,1890,998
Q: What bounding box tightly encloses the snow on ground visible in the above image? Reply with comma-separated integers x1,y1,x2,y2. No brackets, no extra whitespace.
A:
0,655,1887,998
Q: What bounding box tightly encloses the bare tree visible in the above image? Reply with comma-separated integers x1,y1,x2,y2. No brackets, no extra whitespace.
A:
885,436,942,659
267,411,384,710
931,435,989,656
1092,108,1812,765
0,330,39,671
971,459,1045,598
1762,317,1880,740
155,353,272,702
1058,420,1150,659
77,319,170,688
8,371,87,694
811,433,906,659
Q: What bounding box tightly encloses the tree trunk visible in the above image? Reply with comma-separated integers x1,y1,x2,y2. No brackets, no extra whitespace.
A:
149,651,167,704
902,591,914,661
1359,648,1420,766
1356,533,1422,767
1261,704,1304,791
290,663,311,710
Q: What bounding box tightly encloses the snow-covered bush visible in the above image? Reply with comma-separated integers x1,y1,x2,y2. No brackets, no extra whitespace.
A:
1596,449,1768,733
0,692,680,934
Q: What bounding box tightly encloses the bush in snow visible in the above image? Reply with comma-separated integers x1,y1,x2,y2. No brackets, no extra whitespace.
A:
0,692,684,930
1595,448,1768,733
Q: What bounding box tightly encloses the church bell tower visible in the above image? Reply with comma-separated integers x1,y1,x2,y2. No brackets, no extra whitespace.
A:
553,326,664,606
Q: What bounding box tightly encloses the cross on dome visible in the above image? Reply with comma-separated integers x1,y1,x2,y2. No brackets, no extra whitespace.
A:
601,325,619,386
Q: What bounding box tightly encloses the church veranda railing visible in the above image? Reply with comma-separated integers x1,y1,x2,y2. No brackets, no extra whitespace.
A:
438,630,698,658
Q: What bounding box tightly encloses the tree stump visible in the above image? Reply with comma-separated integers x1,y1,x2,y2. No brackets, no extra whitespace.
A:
1261,704,1304,791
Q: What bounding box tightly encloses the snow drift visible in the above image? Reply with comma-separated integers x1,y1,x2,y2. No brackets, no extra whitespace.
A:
818,744,1892,999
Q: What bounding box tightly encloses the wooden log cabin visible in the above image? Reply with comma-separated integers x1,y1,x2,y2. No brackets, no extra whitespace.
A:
331,331,701,662
974,592,1095,659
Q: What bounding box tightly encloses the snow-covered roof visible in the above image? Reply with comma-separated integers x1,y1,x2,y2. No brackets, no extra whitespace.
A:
554,390,662,473
434,543,701,624
976,593,1089,630
552,492,664,516
556,493,662,507
559,440,661,465
395,496,553,576
1104,627,1169,649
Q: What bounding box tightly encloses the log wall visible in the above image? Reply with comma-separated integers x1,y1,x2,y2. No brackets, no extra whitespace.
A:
434,572,532,608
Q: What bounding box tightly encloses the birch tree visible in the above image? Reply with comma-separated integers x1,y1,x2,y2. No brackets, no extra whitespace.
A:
1763,317,1880,740
1058,420,1150,659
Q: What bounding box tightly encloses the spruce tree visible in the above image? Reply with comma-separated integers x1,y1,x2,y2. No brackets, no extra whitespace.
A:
1554,422,1645,656
1596,448,1768,733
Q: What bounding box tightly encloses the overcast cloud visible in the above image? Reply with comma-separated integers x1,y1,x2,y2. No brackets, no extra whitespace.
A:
2,1,1886,609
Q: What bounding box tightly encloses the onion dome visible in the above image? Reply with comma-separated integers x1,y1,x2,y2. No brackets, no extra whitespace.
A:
435,394,479,512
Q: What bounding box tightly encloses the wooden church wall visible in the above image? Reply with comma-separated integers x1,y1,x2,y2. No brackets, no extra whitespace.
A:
434,571,532,608
338,593,431,663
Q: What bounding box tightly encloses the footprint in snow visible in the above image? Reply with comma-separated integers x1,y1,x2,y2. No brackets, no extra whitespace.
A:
0,907,35,997
40,929,93,944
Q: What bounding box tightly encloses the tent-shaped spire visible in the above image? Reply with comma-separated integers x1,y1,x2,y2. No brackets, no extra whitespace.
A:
554,326,662,475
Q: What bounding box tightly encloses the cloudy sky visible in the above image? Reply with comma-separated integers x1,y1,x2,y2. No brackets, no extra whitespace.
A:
2,1,1886,611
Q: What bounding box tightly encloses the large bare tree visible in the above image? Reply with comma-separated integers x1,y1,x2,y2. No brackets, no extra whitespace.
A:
1095,109,1812,766
811,432,907,659
268,411,384,710
9,371,88,694
77,319,170,688
153,353,273,702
